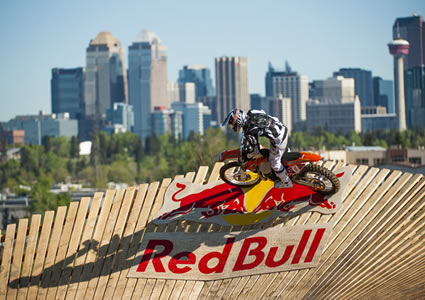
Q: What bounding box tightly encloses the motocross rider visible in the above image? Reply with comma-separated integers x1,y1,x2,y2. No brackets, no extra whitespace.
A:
222,108,293,189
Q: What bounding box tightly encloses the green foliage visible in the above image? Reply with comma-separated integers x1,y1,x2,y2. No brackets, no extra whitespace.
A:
29,172,71,215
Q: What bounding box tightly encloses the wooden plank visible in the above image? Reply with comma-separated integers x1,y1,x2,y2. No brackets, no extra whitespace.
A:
102,184,148,300
188,163,224,299
301,169,402,298
17,214,41,299
335,183,425,299
136,178,172,300
198,163,238,299
371,255,425,299
353,243,425,299
120,182,160,299
167,167,209,300
233,161,338,299
53,197,91,300
255,212,309,299
315,174,424,299
253,164,362,299
64,192,104,300
44,202,79,300
282,168,392,298
306,172,415,299
165,162,207,288
27,211,55,300
0,223,16,299
150,176,188,300
344,234,425,298
156,174,194,300
273,165,372,299
74,190,115,299
7,218,28,300
83,189,125,300
92,187,137,300
36,206,67,300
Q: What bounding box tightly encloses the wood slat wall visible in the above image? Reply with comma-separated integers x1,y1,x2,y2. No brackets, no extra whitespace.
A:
0,163,424,300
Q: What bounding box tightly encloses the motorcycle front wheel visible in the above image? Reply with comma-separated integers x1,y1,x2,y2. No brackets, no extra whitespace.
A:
219,161,261,187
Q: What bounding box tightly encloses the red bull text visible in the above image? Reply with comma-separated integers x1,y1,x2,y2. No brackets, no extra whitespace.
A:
127,223,333,280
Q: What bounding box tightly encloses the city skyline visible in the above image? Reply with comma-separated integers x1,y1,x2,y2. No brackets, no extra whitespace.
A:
1,0,424,122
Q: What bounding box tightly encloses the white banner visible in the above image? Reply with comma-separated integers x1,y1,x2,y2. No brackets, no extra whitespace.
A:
128,223,333,280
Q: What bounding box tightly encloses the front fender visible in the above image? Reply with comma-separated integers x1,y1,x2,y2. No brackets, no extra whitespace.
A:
217,149,240,162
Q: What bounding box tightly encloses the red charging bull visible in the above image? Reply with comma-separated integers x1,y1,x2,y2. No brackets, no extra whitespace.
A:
153,166,351,226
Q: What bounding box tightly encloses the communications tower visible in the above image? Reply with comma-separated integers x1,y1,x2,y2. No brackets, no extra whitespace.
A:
388,37,409,131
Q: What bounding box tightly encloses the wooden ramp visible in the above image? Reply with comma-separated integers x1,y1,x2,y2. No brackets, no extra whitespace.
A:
1,162,425,299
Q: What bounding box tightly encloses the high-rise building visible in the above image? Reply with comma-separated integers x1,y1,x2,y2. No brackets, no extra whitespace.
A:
373,77,395,114
197,96,217,125
265,63,308,126
106,103,134,132
84,32,127,118
178,65,215,101
307,98,362,134
406,65,425,128
168,81,195,103
215,56,250,124
51,68,84,119
393,15,425,70
151,106,183,140
171,102,212,139
128,30,168,141
333,68,374,107
311,76,356,104
388,37,410,131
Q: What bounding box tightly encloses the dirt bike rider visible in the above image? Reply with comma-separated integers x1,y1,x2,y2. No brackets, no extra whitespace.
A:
222,108,293,189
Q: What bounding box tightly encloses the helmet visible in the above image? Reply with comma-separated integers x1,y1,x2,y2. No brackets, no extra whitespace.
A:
222,108,246,132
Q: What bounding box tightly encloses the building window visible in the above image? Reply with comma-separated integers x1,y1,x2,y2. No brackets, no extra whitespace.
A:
392,155,404,162
409,157,422,165
356,158,369,165
373,158,384,166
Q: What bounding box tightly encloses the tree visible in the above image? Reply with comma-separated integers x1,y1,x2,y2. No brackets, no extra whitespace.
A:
135,137,143,173
70,136,79,158
90,134,100,166
29,172,71,215
0,122,7,163
349,131,362,147
43,136,52,153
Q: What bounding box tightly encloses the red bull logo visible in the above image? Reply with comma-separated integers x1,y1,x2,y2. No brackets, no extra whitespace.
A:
153,166,351,226
127,223,333,280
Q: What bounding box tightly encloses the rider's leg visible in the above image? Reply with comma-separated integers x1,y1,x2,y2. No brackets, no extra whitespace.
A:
269,143,293,188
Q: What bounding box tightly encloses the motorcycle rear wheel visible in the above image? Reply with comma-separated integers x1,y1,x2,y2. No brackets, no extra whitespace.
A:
294,164,340,195
219,161,261,187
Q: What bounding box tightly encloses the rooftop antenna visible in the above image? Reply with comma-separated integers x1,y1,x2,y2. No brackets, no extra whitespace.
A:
396,21,401,39
285,60,292,73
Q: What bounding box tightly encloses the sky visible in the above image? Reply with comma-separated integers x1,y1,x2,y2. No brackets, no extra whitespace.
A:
0,0,424,122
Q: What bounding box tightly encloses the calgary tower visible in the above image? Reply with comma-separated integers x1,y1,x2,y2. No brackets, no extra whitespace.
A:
388,34,409,131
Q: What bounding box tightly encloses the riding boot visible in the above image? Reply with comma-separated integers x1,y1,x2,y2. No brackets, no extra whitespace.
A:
274,167,293,189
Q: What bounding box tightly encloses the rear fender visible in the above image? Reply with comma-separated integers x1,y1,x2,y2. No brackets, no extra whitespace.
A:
284,152,322,167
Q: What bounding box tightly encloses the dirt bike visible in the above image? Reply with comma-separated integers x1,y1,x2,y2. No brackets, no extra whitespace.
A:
217,147,340,195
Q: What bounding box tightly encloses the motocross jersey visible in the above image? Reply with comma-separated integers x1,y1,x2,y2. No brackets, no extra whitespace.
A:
241,109,288,160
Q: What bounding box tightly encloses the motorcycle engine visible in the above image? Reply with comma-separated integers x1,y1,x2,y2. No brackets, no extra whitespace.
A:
258,161,272,175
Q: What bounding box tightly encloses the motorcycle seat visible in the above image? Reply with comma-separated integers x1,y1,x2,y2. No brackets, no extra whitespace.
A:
259,149,302,162
282,152,302,162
